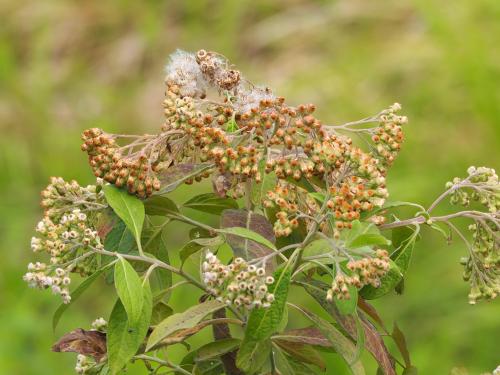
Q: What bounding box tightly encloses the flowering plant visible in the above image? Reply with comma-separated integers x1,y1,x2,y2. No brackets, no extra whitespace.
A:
26,50,499,374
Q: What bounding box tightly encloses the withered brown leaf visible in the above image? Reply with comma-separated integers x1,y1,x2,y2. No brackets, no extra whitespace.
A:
52,329,107,361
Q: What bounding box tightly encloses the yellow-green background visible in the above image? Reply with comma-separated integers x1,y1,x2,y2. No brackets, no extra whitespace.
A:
1,1,498,374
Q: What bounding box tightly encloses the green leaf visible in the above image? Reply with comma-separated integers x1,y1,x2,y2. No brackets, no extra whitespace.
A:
235,338,272,374
218,226,276,251
272,327,331,347
391,225,420,274
142,226,172,296
184,193,238,215
114,256,144,325
360,260,402,300
273,345,295,375
144,195,179,216
225,118,239,132
180,236,224,265
245,267,291,339
107,281,152,375
402,366,419,375
348,233,391,248
237,267,291,372
293,305,365,375
196,338,241,362
335,285,358,315
104,216,136,254
53,264,113,331
151,302,173,325
302,238,332,258
103,185,145,246
147,300,225,350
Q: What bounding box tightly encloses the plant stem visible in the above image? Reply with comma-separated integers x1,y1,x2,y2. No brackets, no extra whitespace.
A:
134,354,191,375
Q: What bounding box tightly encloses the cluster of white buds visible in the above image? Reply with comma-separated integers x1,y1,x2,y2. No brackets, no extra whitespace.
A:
24,208,103,303
91,317,107,332
202,252,275,310
327,249,391,301
448,166,499,213
40,177,105,220
75,354,92,374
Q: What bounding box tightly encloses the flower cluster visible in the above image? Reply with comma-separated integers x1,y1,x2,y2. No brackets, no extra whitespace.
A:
24,208,103,303
81,128,164,198
91,317,107,332
81,50,405,239
40,176,105,220
327,249,391,301
447,167,499,303
448,166,499,213
371,103,407,167
75,354,92,374
202,252,275,310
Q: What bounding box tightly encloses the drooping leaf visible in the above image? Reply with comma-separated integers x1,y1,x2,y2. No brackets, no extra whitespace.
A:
273,345,295,375
107,282,152,375
142,225,172,295
360,260,402,300
220,209,277,265
147,300,225,350
103,185,145,246
144,195,179,216
196,338,241,362
180,236,224,264
300,280,395,375
272,327,331,347
52,329,106,361
53,263,114,331
184,193,238,215
274,339,326,370
114,256,144,325
292,305,365,375
156,163,213,194
392,323,412,368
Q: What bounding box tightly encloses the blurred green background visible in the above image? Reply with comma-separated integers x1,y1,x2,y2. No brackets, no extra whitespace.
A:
1,0,499,374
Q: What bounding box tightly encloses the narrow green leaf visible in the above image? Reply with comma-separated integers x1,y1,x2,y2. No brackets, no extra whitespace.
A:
156,163,214,194
391,225,420,274
196,338,241,362
103,185,145,245
274,339,326,370
104,217,136,254
114,256,144,325
402,366,418,375
273,345,295,375
184,193,238,215
52,264,113,331
217,226,276,251
302,238,332,258
107,282,152,375
147,300,225,350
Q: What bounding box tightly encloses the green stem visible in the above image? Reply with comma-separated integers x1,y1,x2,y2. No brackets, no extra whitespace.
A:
134,354,190,375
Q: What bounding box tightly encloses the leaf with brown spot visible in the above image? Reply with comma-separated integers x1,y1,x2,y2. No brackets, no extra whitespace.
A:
52,329,107,361
272,327,330,347
220,209,276,269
